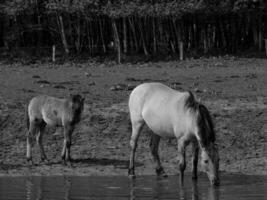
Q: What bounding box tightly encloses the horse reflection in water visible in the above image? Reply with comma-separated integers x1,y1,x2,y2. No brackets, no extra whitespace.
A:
1,175,266,200
23,176,218,200
25,177,71,200
191,181,219,200
129,178,219,200
128,83,220,185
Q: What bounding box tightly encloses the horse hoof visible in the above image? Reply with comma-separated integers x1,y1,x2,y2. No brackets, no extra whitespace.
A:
62,159,67,165
41,158,49,164
128,168,135,178
128,174,136,179
27,157,33,164
63,159,72,167
67,162,72,168
156,167,167,178
160,172,168,178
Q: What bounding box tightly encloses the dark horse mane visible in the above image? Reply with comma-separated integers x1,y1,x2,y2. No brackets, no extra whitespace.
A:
70,94,84,125
185,91,215,147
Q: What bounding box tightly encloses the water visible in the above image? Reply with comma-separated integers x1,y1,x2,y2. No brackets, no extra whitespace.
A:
0,174,266,200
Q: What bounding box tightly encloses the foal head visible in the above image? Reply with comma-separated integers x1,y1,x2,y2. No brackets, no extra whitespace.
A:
70,94,85,125
201,143,220,186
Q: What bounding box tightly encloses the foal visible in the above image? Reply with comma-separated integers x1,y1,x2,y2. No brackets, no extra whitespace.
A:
128,82,219,185
26,94,84,165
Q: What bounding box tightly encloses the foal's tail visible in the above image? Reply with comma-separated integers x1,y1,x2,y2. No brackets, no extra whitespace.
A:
185,91,215,147
25,105,30,130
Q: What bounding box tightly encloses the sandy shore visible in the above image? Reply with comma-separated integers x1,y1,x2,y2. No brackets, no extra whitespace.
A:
0,57,266,176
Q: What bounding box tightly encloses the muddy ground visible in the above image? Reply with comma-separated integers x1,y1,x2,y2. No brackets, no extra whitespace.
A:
0,57,266,176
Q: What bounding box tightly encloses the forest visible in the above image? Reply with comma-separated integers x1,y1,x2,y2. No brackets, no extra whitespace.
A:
0,0,267,62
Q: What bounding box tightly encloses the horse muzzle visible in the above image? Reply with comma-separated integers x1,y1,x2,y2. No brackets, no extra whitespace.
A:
210,177,220,186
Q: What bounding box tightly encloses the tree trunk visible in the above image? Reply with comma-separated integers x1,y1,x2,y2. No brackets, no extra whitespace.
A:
0,14,4,47
129,17,138,52
152,17,157,53
75,13,81,52
137,17,149,56
112,18,121,64
57,14,69,55
99,18,106,53
203,24,208,53
258,14,262,51
52,45,56,62
179,41,184,60
252,14,258,47
219,19,227,48
123,17,127,54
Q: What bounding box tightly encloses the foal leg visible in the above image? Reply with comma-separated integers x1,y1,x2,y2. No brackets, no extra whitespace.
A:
128,120,144,178
61,137,67,162
62,124,74,165
177,137,188,183
36,121,48,163
26,121,38,164
191,141,199,180
149,134,167,177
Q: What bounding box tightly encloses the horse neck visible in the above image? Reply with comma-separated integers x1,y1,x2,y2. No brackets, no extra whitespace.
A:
68,100,83,124
196,104,215,147
200,141,216,158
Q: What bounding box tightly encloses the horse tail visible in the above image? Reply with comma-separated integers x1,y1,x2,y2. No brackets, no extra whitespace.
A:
185,91,215,147
25,104,30,130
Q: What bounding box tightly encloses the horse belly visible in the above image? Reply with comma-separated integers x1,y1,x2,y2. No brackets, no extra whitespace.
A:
42,109,61,126
142,110,175,138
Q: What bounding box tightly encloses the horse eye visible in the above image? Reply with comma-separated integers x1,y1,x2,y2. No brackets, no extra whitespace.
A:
204,160,208,164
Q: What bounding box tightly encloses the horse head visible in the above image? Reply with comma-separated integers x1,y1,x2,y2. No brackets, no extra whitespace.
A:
201,143,220,186
70,94,85,124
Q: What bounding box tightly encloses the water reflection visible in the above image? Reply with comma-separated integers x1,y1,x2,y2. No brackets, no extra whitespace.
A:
191,181,199,200
128,176,220,200
208,184,219,200
0,174,266,200
24,176,72,200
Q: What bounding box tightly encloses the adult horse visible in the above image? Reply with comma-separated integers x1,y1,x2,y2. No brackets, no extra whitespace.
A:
26,94,84,165
128,82,219,186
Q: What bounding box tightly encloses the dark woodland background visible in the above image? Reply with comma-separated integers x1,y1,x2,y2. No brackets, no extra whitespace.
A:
0,0,267,62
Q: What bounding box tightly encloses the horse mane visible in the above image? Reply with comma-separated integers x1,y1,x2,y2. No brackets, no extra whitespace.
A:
70,94,84,125
185,91,215,147
184,91,198,110
197,103,216,147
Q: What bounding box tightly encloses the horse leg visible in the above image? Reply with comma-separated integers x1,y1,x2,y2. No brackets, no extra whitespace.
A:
191,140,199,180
26,121,38,164
36,121,48,163
128,120,144,178
61,137,67,162
149,134,167,177
65,130,73,163
62,125,74,165
177,137,188,183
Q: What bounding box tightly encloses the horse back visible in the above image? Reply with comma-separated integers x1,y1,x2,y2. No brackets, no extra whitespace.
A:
28,95,66,126
129,83,195,137
28,95,48,120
